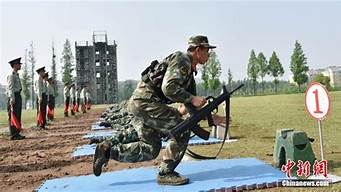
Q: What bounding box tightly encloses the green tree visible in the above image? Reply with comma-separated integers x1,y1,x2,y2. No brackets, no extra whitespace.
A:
200,61,209,95
247,49,259,95
28,41,36,108
268,51,284,93
257,52,268,93
313,74,331,90
227,68,233,90
290,41,309,91
61,39,74,85
206,50,222,94
51,42,58,97
21,49,31,108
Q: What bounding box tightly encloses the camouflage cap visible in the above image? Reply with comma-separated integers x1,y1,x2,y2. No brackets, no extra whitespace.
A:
188,35,216,49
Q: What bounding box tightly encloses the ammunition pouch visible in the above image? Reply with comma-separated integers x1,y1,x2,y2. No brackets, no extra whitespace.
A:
141,60,172,104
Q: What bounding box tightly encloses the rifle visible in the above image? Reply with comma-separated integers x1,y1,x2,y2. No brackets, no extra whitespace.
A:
164,84,244,159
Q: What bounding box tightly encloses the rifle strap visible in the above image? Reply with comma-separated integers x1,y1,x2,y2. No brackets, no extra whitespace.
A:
185,96,231,160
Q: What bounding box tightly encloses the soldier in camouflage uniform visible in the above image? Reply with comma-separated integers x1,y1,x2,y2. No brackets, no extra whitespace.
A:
93,35,216,185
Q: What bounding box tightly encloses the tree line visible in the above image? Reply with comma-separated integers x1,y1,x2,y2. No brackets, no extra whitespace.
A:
198,40,335,97
18,39,74,109
2,39,335,109
116,40,322,101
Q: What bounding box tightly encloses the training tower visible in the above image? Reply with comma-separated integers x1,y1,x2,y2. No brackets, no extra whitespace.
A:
75,31,118,104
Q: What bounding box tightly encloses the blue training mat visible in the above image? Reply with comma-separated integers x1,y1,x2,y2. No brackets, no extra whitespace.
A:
72,136,223,158
83,130,116,139
36,158,286,192
91,124,112,131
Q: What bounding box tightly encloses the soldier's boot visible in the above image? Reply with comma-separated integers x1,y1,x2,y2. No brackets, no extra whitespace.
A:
93,142,111,176
157,171,189,185
89,138,104,144
10,132,25,140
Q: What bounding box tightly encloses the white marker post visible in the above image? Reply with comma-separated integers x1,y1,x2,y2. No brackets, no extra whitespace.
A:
305,82,331,160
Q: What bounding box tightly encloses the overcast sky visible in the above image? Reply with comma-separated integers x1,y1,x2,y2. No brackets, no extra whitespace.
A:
1,1,341,85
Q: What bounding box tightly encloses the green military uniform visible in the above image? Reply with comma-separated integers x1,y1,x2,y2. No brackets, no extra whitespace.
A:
107,51,195,171
75,88,80,112
63,84,71,116
35,68,47,128
47,78,55,121
85,90,91,110
6,58,25,140
99,52,195,176
94,35,216,185
80,87,87,113
70,84,76,115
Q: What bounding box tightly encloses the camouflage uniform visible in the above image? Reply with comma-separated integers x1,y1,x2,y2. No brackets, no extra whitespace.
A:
104,51,196,175
94,35,216,185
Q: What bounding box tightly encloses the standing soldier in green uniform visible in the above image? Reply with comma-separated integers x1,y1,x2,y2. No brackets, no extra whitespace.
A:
43,72,49,123
47,77,55,121
70,83,76,115
75,87,80,112
80,86,87,114
63,82,71,117
35,68,48,129
85,89,92,110
6,57,25,140
93,35,219,185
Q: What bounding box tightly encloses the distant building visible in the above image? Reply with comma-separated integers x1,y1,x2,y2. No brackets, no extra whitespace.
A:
307,66,341,87
75,31,118,104
289,65,341,87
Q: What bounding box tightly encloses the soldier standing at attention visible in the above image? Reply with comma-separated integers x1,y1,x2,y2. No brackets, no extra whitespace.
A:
63,82,71,117
80,86,87,114
70,83,76,115
35,67,48,129
93,35,221,185
85,88,91,110
75,87,80,112
6,57,25,140
43,72,49,123
47,77,55,121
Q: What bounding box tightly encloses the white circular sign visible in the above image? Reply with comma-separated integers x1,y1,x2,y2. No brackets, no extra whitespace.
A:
305,82,331,120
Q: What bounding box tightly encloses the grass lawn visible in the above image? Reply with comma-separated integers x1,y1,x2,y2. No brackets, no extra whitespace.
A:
191,91,341,191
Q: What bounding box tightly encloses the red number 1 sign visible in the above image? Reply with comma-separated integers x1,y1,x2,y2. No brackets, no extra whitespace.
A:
305,82,330,120
305,82,331,160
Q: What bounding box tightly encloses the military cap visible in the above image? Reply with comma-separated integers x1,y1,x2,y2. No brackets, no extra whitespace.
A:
65,81,73,86
188,35,216,49
36,66,45,73
8,57,23,67
43,72,49,78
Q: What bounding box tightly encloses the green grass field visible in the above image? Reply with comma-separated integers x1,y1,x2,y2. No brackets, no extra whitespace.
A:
190,91,341,191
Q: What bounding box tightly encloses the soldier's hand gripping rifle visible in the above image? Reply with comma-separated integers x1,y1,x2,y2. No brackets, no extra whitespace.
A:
163,84,244,159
